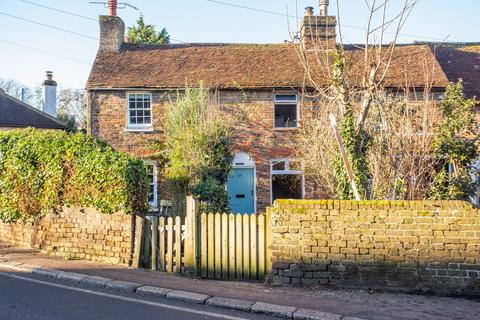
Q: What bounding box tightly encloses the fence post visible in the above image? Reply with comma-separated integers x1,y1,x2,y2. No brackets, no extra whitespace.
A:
265,208,272,274
133,215,144,268
143,217,152,269
184,196,199,277
151,216,158,271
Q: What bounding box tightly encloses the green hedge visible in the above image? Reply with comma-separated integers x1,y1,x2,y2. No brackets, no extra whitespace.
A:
0,128,149,223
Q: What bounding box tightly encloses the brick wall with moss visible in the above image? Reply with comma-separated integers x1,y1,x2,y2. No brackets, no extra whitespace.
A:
268,199,480,296
0,206,133,265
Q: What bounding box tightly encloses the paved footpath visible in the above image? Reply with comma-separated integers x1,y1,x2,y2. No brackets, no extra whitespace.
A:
1,242,479,320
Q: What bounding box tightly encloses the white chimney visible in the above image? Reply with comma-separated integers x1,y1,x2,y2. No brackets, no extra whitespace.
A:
42,71,57,117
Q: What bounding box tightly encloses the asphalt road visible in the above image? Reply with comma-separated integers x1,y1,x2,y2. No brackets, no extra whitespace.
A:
0,272,277,320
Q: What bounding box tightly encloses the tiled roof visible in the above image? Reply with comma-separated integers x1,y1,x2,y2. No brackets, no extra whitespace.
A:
86,43,449,90
434,44,480,98
0,91,65,129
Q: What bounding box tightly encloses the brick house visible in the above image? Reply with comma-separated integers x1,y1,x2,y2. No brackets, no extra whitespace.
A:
85,4,478,213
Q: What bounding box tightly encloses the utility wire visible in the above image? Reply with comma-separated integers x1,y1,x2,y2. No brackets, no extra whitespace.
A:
18,0,98,22
0,11,99,40
14,2,188,44
205,0,445,42
0,38,92,65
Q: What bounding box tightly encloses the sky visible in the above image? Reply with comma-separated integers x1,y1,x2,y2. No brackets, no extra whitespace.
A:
0,0,479,89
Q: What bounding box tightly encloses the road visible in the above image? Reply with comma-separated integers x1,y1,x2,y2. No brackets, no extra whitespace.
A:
0,271,277,320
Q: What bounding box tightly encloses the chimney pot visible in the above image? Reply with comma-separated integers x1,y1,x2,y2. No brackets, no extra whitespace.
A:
108,0,117,16
305,6,314,16
320,0,329,16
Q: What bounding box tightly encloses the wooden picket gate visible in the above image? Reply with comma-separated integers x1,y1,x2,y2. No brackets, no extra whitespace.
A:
140,196,271,281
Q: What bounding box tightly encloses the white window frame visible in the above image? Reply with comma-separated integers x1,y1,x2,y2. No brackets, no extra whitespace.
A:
270,158,304,205
126,92,153,131
273,93,299,129
145,160,158,209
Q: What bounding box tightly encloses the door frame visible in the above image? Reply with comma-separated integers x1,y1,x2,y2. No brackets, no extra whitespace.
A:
229,152,257,214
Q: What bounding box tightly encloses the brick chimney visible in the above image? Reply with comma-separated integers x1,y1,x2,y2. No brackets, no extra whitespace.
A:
98,1,124,52
42,71,57,118
300,2,337,50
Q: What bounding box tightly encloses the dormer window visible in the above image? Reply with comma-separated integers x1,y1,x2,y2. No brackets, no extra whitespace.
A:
126,93,153,131
274,94,298,128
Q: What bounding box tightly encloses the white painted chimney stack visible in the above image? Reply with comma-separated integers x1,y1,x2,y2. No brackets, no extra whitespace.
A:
320,0,329,16
42,71,57,117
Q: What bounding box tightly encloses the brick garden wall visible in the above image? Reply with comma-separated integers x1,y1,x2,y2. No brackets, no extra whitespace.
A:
268,199,480,296
0,206,133,265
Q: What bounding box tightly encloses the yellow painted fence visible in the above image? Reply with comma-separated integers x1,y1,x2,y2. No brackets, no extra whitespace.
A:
143,197,271,281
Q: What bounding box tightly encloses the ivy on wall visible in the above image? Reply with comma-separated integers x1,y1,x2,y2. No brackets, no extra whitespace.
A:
0,128,149,223
430,81,479,200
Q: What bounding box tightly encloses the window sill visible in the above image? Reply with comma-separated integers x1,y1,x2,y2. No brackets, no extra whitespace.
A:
273,127,299,131
124,127,154,133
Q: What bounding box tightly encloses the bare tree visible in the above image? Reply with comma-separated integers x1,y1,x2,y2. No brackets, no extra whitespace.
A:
294,0,447,200
57,88,86,131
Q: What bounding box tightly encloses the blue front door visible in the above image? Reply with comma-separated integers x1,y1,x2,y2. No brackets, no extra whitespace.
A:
227,168,255,213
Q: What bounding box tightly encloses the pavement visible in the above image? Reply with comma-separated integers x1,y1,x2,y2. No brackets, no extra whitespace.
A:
1,241,479,320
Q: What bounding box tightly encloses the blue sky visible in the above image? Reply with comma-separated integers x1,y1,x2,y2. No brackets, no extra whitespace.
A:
1,0,479,89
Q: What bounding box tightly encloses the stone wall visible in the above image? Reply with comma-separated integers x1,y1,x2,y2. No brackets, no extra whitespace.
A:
268,199,480,296
0,206,133,265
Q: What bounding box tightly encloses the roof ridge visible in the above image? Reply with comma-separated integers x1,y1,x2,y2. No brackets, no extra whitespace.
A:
0,91,65,128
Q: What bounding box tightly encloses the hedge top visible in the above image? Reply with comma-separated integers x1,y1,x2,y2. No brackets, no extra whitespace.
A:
0,128,149,223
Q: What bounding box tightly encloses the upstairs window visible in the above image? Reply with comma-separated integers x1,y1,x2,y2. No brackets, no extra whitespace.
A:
127,93,152,129
274,94,298,128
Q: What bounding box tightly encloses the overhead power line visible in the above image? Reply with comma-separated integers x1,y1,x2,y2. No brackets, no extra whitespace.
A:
0,11,99,40
19,0,98,22
15,2,188,44
205,0,445,42
0,38,92,65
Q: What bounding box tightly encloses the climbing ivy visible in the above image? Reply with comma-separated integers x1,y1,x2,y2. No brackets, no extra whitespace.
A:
331,47,371,199
0,129,149,223
429,81,479,200
332,113,371,199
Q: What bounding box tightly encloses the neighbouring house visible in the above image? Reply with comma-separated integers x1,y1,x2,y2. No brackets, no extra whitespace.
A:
0,72,64,130
85,2,479,213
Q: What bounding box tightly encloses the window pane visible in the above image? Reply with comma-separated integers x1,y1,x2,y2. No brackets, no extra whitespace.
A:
275,94,297,102
272,174,302,203
272,160,286,171
137,117,144,124
144,117,151,124
130,117,137,124
275,104,297,128
146,164,153,175
148,186,154,203
144,110,151,117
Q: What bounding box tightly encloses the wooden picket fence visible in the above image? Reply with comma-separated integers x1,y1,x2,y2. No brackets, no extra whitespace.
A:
138,197,272,281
